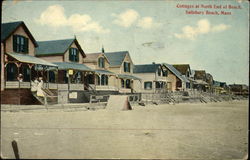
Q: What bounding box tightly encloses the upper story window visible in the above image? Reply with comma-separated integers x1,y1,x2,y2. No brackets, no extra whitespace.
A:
13,35,29,53
123,62,130,73
157,67,162,76
163,70,168,77
98,57,105,68
69,48,79,62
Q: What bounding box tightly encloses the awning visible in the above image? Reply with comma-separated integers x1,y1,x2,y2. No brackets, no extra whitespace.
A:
95,69,116,76
6,52,57,67
118,74,141,80
53,62,93,72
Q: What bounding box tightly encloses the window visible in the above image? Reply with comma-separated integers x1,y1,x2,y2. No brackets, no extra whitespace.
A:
144,81,152,90
158,67,161,76
13,35,29,53
163,70,168,77
155,81,161,89
125,79,131,88
96,75,100,85
98,57,105,68
101,75,108,85
123,62,130,72
69,48,79,62
49,71,56,83
6,63,18,81
121,79,125,88
72,71,81,83
22,65,30,82
63,70,68,83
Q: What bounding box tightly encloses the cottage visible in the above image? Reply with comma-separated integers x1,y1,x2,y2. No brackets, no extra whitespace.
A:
193,70,209,91
172,64,192,88
162,63,190,91
83,51,117,92
1,21,57,104
229,84,249,95
104,51,141,93
212,80,227,94
35,38,93,103
133,63,167,93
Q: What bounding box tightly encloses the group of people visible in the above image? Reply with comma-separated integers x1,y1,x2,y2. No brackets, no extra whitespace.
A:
31,77,44,97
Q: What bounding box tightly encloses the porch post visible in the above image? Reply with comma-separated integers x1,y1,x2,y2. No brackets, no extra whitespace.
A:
28,64,33,88
99,74,102,86
17,62,22,105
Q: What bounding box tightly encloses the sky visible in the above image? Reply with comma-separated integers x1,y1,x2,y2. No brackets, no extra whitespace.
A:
2,0,249,85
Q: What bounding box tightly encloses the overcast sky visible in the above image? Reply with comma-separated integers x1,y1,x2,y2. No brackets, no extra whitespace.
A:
2,0,249,85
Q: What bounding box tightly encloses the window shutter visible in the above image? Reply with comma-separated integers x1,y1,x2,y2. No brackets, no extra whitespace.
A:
128,63,130,72
69,48,72,61
76,49,79,62
124,62,126,72
13,35,17,52
25,37,29,53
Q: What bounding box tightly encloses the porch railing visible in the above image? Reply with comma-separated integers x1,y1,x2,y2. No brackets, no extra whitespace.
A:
89,84,118,91
5,81,30,89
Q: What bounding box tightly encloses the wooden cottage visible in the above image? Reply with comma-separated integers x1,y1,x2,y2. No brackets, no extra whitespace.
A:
162,63,190,91
172,64,192,88
133,63,167,93
1,21,57,104
193,70,209,92
83,51,117,92
35,38,93,103
104,51,141,93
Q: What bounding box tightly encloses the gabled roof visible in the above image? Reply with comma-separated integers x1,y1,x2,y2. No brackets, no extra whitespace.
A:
172,64,190,75
1,21,38,47
104,51,129,67
84,52,110,63
133,63,161,73
162,63,189,83
35,38,85,57
194,70,206,79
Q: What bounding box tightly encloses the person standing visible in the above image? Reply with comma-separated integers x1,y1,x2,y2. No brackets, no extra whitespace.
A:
37,77,44,97
31,77,39,92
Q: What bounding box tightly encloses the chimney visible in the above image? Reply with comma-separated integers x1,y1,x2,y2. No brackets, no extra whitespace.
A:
152,62,155,64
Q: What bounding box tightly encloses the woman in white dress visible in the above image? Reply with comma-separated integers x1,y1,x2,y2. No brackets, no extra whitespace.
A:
37,77,44,97
31,77,39,92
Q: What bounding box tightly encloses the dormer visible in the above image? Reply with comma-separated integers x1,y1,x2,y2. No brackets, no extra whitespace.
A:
1,21,38,56
35,38,85,63
105,51,134,74
83,52,110,70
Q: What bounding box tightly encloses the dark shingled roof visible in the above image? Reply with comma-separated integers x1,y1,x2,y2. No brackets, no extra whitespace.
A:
35,39,85,57
133,63,161,73
194,70,206,80
84,52,110,63
172,64,190,75
162,63,189,83
1,21,38,47
104,51,128,67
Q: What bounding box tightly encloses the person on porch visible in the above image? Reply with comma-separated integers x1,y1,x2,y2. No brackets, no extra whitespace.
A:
37,77,44,97
17,74,23,82
31,77,39,92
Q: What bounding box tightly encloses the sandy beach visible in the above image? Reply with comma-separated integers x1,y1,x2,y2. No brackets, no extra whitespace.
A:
1,100,248,159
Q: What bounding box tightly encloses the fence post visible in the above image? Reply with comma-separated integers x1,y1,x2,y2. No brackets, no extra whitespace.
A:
11,140,20,159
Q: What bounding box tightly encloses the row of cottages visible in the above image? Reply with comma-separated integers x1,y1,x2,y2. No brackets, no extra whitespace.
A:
132,63,190,92
1,21,142,104
1,21,58,104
